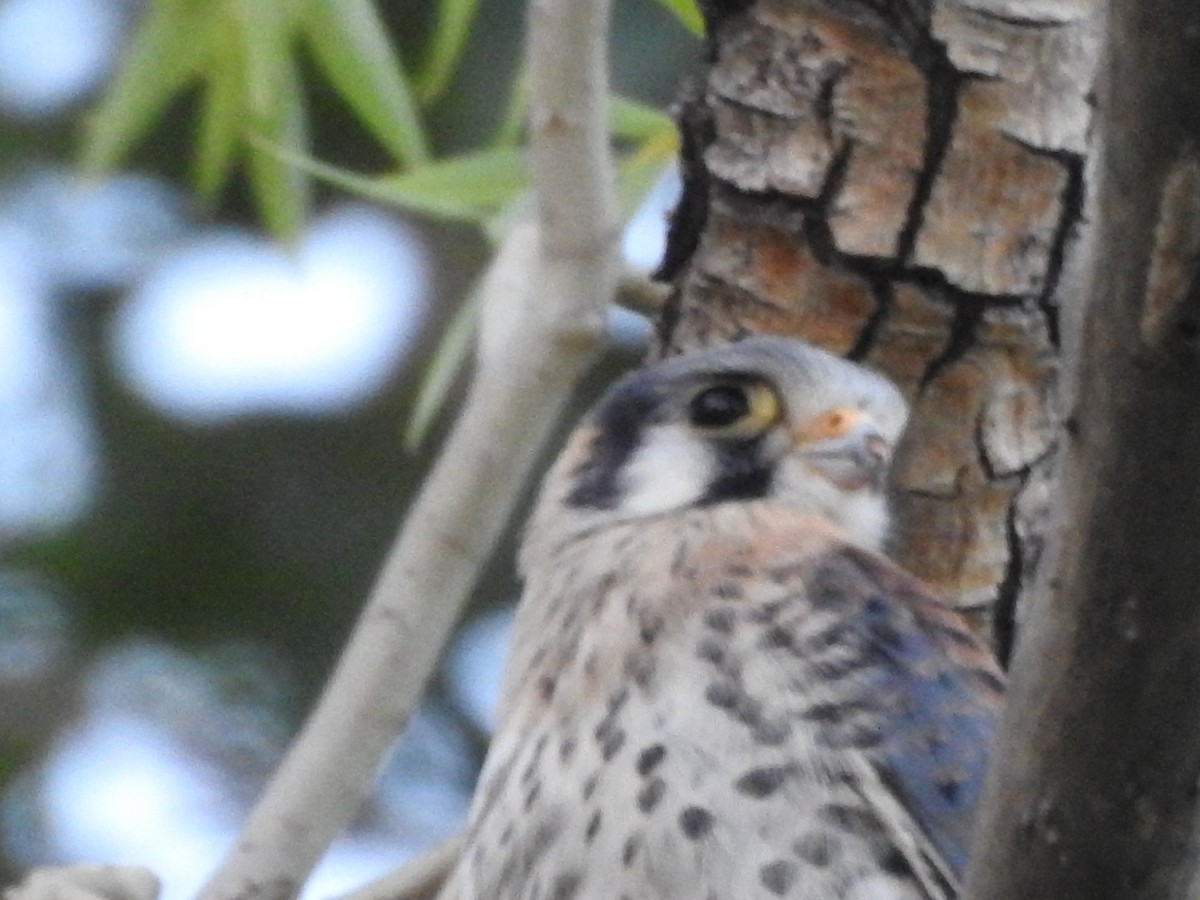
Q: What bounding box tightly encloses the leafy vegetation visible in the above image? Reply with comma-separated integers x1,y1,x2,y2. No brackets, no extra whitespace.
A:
83,0,699,236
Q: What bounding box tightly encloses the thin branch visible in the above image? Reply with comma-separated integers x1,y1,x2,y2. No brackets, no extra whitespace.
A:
617,264,670,317
192,0,619,896
5,865,160,900
335,836,463,900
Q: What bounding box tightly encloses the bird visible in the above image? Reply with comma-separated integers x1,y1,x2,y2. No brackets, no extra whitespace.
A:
438,336,1004,900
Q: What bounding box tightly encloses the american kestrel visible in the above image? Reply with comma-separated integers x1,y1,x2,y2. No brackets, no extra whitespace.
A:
439,336,1003,900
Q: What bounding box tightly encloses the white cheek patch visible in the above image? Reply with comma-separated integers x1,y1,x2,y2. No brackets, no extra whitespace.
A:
619,426,714,517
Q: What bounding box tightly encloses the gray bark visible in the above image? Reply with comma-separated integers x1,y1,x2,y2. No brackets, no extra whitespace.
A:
961,0,1200,896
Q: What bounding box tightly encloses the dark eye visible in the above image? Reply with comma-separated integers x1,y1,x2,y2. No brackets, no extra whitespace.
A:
688,385,751,428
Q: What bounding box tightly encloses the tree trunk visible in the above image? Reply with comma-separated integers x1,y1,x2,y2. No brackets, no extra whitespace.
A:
656,0,1100,659
962,0,1200,896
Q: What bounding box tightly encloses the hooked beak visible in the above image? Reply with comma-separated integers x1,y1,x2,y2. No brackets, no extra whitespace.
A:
794,408,890,491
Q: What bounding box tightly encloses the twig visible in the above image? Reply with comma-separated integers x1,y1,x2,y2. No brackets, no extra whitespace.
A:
617,264,671,317
335,836,463,900
5,865,160,900
192,0,619,896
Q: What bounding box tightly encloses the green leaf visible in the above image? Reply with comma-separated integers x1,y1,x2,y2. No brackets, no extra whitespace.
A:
246,53,310,236
81,0,206,172
654,0,704,35
378,149,528,220
250,142,528,224
193,31,243,201
609,96,674,142
233,0,294,117
415,0,479,105
403,285,482,450
303,0,430,167
490,68,527,147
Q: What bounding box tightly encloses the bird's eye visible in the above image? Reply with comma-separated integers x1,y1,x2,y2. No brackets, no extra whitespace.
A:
688,381,781,435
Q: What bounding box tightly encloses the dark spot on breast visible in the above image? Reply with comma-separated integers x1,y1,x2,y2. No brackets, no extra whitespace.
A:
879,845,914,877
760,625,794,650
793,831,840,867
637,776,666,813
521,735,549,784
585,810,602,842
748,599,786,623
622,834,640,866
804,621,856,652
679,806,714,840
705,681,738,709
734,765,793,798
819,803,884,836
495,854,518,892
754,717,792,745
806,554,880,611
582,772,600,800
639,614,663,645
595,711,621,748
607,687,630,713
768,563,806,585
624,652,656,689
559,735,577,764
813,654,864,681
802,702,847,723
636,743,666,776
704,608,735,632
714,581,744,600
525,819,563,871
696,638,725,665
549,871,581,900
537,675,556,701
524,783,541,810
601,728,626,761
759,859,798,895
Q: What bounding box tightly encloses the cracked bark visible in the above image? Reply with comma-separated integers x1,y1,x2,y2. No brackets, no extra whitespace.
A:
962,0,1200,894
655,0,1099,656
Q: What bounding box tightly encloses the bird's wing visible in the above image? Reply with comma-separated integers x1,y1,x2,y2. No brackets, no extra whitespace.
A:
794,543,1005,890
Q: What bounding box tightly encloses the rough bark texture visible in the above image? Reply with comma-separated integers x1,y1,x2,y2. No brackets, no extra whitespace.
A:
962,0,1200,895
656,0,1100,656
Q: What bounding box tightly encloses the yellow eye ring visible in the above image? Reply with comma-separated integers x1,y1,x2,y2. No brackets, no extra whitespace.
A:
688,380,782,437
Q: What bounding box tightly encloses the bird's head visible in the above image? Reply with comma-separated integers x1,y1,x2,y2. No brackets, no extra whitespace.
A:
528,336,910,553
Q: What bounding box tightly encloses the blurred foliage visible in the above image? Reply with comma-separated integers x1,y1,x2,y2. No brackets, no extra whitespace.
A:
0,0,700,885
655,0,704,34
82,0,698,236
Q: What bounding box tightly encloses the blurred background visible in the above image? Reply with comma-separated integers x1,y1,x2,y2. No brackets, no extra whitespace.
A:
0,0,696,895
